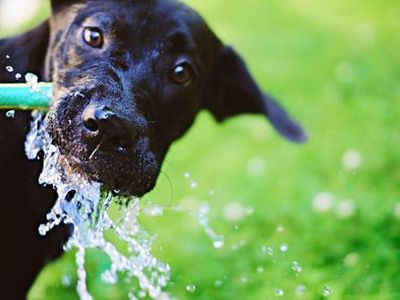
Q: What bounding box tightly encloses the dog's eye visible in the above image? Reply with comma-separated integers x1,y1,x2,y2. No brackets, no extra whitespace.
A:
82,27,104,48
170,62,194,86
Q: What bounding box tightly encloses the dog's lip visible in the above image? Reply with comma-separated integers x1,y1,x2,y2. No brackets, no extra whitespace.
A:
61,147,133,176
62,152,153,197
64,153,94,174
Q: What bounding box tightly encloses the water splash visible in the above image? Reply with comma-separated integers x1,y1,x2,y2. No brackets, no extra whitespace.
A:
197,203,225,249
25,112,171,299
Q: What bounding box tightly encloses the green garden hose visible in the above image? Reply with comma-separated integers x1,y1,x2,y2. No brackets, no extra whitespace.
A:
0,83,51,110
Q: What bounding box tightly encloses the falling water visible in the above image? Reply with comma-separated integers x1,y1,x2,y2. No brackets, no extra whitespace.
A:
25,111,171,300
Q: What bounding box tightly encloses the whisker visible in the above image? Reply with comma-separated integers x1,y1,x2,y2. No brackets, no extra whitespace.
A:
159,169,174,205
88,140,103,160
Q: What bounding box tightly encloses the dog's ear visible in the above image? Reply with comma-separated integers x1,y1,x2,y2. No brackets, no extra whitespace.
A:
207,46,307,143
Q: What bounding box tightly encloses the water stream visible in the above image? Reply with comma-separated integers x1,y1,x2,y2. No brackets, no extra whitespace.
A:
25,111,171,300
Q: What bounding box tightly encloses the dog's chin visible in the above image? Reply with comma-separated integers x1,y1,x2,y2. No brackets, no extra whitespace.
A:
61,149,159,197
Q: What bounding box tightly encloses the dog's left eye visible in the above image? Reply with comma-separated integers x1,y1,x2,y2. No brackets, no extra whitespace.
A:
82,27,104,48
170,62,194,86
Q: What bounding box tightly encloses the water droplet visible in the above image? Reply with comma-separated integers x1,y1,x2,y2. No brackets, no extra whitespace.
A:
183,171,191,179
262,245,274,255
233,224,239,230
223,202,245,222
186,284,196,293
313,192,334,213
256,266,265,273
62,275,72,286
25,72,39,92
275,288,284,297
336,199,356,219
213,239,224,249
144,204,164,217
5,54,10,59
214,280,223,288
276,225,285,232
240,276,248,284
296,284,306,295
280,244,288,253
5,65,13,72
246,207,255,216
15,73,22,80
323,285,332,297
5,110,15,119
189,180,198,189
38,224,47,236
292,261,302,273
342,149,362,171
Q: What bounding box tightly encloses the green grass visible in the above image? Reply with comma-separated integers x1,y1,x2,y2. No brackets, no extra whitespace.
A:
3,0,400,299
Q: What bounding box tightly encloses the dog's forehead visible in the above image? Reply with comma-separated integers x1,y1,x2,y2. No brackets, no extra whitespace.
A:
67,0,209,43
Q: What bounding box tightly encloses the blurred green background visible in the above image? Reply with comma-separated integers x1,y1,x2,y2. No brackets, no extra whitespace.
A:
1,0,400,299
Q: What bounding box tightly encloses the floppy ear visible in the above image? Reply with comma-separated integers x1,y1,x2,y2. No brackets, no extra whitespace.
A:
207,46,307,143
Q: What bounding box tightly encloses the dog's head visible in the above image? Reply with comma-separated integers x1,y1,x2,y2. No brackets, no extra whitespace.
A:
45,0,307,196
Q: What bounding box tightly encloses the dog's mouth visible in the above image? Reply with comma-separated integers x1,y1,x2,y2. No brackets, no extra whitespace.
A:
46,89,160,196
61,139,159,196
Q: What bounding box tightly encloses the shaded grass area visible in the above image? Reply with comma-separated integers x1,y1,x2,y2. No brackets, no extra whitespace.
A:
2,0,398,299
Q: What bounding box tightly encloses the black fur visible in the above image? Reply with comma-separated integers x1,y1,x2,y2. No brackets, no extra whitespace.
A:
0,0,306,298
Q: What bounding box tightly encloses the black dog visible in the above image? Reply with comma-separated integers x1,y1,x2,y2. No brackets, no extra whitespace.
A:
0,0,306,298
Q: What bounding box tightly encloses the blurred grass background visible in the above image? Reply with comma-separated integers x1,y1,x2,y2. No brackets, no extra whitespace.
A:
1,0,400,299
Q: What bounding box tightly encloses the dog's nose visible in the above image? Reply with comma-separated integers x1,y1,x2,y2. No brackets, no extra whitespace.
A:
82,104,138,149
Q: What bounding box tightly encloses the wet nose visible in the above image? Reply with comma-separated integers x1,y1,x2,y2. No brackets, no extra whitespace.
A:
82,104,138,149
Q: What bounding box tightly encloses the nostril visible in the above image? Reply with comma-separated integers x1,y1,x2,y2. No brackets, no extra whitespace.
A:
65,190,77,202
83,117,99,132
82,105,114,133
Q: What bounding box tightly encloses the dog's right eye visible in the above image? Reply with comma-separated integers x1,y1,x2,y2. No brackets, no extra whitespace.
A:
82,27,104,48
